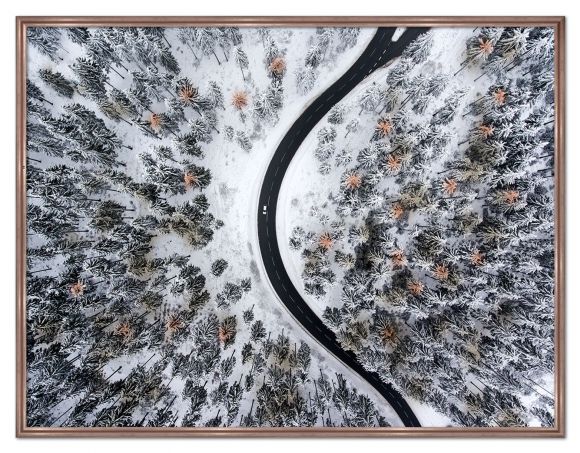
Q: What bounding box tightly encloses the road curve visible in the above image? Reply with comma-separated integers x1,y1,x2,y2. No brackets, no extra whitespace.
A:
257,27,428,427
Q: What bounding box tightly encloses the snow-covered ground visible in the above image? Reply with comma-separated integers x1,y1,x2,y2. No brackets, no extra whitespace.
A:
279,28,478,318
27,26,410,426
27,24,555,428
278,27,554,427
184,26,404,426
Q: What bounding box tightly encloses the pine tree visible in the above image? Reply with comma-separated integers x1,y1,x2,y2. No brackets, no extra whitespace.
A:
205,81,225,110
86,30,129,79
196,28,222,65
27,28,63,62
328,104,346,125
402,31,433,64
176,28,199,60
42,103,121,167
66,27,90,45
38,69,75,98
110,88,140,120
71,57,108,100
357,83,381,115
252,82,283,123
336,28,360,52
234,47,249,81
295,66,316,95
211,259,228,277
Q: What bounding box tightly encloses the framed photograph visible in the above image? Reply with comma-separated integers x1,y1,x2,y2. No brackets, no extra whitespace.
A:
16,16,565,437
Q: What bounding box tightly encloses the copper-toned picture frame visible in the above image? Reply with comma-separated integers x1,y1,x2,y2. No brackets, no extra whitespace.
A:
16,16,565,437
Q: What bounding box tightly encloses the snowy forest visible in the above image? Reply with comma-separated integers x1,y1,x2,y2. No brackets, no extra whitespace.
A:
25,24,557,430
25,26,398,428
287,26,556,427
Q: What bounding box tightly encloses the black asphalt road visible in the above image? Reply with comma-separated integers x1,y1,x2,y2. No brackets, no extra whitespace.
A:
257,27,428,427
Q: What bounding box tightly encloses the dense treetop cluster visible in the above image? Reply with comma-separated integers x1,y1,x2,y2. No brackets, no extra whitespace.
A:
291,27,556,427
26,26,387,428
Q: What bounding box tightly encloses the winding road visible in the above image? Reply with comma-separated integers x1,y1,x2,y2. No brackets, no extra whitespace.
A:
257,27,428,427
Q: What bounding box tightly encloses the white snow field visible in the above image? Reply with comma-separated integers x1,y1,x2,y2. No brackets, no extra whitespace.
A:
26,24,555,429
279,27,555,427
27,26,408,427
